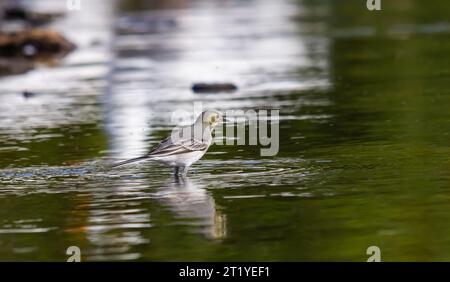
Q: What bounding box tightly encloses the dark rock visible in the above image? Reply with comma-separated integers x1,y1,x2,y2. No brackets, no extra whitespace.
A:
192,83,238,93
0,29,75,76
22,91,36,98
0,29,76,59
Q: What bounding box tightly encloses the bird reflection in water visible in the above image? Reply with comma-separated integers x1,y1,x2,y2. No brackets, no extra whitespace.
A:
156,175,227,240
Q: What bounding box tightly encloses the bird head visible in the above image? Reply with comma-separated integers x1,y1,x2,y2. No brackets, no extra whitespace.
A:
196,110,223,129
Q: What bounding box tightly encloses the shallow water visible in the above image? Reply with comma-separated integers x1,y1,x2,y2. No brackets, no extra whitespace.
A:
0,0,449,261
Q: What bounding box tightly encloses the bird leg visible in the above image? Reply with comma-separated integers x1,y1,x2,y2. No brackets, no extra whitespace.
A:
173,166,189,176
174,173,187,185
180,166,189,175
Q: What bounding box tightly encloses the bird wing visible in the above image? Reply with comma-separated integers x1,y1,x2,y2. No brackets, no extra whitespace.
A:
112,126,211,168
147,134,209,157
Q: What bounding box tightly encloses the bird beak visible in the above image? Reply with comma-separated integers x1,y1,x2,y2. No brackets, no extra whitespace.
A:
222,117,233,123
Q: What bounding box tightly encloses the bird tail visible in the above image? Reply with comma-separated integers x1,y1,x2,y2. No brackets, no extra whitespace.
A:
111,156,150,168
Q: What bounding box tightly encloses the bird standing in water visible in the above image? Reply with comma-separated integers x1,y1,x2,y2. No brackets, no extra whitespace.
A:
112,110,223,175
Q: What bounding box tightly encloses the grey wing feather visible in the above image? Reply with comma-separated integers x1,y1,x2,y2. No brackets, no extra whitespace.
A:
147,134,209,157
112,127,210,168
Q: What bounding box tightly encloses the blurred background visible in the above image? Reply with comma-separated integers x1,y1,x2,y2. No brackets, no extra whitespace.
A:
0,0,449,261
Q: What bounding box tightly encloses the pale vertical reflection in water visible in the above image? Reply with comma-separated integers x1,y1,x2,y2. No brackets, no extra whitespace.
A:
104,90,154,160
80,173,151,261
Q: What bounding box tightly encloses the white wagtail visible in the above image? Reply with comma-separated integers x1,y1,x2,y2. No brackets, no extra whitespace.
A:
112,110,223,175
